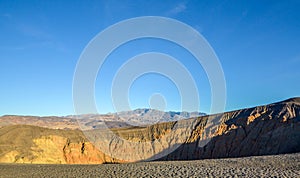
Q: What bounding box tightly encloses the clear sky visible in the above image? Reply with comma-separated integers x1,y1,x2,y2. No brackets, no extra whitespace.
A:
1,0,300,116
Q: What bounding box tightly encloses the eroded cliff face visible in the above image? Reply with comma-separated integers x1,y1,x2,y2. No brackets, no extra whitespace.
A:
32,136,123,164
0,98,299,163
0,125,125,164
161,98,300,160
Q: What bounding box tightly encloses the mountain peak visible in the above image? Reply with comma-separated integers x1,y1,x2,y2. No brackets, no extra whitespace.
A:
274,97,300,105
282,97,300,103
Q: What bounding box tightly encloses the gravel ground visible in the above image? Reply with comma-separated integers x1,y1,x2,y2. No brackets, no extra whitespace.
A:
0,153,299,178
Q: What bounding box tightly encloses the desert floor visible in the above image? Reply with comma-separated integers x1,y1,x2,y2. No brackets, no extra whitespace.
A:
0,153,299,178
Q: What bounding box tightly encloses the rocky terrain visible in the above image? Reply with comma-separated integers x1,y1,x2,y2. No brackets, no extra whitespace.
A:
0,97,299,164
1,153,299,177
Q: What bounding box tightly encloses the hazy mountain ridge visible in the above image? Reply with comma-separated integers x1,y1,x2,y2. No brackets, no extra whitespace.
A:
114,108,205,126
0,109,206,130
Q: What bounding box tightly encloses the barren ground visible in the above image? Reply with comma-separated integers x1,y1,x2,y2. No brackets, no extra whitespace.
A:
0,153,299,178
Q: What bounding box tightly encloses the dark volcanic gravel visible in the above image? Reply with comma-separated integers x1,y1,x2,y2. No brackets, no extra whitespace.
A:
0,153,299,178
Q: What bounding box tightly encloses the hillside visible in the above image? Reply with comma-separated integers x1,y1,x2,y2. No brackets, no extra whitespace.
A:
0,97,299,164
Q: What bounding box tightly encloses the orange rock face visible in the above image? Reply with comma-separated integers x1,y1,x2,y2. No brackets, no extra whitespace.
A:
62,141,126,164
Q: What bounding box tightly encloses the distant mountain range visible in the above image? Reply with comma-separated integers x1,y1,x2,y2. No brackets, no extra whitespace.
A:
0,109,206,130
73,109,205,129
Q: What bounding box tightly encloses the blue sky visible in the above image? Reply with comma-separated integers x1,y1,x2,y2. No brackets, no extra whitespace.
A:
0,0,300,116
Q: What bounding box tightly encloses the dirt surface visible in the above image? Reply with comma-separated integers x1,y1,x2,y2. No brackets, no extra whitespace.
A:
0,153,299,178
